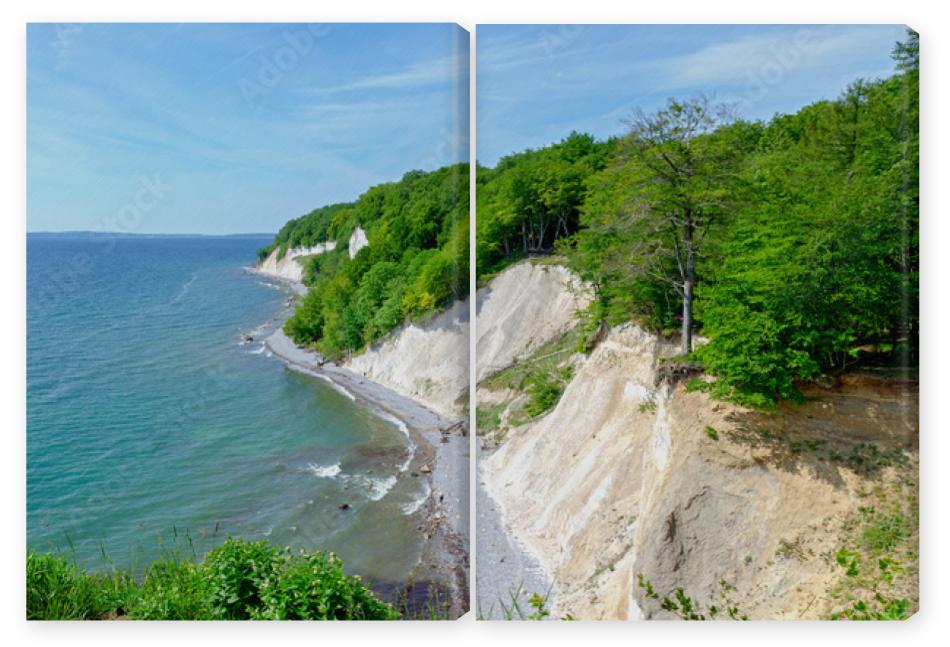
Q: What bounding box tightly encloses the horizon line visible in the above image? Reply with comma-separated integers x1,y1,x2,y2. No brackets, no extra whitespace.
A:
27,231,277,237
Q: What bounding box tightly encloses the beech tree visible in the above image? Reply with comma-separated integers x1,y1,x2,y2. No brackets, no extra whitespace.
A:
621,95,745,354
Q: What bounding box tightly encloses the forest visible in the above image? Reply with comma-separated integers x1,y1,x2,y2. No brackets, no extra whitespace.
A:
476,31,918,406
262,163,469,358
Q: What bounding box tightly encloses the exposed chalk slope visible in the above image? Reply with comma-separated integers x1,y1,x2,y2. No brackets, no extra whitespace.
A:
345,260,588,420
258,242,336,282
476,262,591,383
483,313,917,620
345,299,469,420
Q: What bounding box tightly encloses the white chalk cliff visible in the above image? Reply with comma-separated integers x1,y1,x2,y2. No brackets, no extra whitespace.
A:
258,242,336,283
348,227,369,259
345,298,469,420
479,262,918,620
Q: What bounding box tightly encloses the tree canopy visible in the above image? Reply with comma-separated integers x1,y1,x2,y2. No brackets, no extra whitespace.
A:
477,30,918,406
261,164,469,358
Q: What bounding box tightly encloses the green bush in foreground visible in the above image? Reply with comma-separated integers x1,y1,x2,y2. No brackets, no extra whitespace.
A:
27,551,132,620
27,538,397,620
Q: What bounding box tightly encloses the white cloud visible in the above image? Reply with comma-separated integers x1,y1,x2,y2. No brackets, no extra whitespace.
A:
316,53,464,94
651,26,902,91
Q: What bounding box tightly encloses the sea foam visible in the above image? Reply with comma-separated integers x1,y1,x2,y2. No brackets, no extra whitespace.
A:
306,462,342,479
377,411,415,471
401,481,431,515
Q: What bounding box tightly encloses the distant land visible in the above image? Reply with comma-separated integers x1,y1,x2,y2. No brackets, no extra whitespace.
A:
27,231,276,238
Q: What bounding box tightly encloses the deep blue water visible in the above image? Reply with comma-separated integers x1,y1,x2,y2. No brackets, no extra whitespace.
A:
27,233,423,580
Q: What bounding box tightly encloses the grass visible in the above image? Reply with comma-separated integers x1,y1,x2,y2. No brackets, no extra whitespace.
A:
475,402,505,437
638,396,657,414
478,326,584,439
828,469,918,620
27,537,403,620
477,582,555,621
392,585,453,620
524,366,574,417
480,325,584,393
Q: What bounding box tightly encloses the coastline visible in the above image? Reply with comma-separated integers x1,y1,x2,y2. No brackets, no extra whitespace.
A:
477,444,554,619
248,267,469,616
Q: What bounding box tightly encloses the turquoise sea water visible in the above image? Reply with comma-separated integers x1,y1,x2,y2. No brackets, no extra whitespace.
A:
27,233,425,582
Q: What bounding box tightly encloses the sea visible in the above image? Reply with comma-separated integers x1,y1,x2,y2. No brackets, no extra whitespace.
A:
26,233,427,583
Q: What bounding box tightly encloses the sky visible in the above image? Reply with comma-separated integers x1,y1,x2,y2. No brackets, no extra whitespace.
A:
27,23,469,234
477,24,909,166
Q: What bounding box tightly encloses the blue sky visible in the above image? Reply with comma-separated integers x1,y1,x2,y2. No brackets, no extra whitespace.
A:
477,24,909,166
27,23,469,234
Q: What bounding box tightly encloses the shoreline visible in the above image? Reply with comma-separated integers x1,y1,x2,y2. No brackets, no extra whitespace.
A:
477,444,555,619
249,267,470,617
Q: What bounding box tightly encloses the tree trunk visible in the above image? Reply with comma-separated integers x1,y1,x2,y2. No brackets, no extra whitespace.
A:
681,216,695,355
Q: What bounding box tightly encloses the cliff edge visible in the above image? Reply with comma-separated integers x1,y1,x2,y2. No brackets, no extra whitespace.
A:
479,266,918,620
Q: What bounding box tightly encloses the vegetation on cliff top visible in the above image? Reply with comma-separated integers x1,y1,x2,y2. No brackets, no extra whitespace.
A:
261,164,469,359
477,31,918,406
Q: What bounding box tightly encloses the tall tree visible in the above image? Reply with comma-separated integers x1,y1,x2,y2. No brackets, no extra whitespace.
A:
621,95,745,353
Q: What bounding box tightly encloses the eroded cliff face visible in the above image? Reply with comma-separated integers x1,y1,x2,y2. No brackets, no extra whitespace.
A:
348,227,369,259
344,299,469,420
258,226,369,282
344,260,592,421
258,243,336,282
482,300,918,620
476,262,591,382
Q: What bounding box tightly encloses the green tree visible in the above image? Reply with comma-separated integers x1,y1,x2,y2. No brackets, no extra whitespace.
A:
617,96,748,353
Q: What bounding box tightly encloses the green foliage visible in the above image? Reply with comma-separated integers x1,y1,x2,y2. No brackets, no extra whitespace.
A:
637,575,747,621
478,31,918,405
256,242,276,263
124,560,212,620
836,547,862,578
204,538,283,619
475,402,505,437
268,202,353,253
691,37,918,403
476,132,615,277
273,165,469,357
479,327,583,431
26,538,398,620
250,549,398,620
859,506,911,553
483,582,555,621
526,593,550,620
829,471,918,620
27,551,132,620
524,368,571,417
831,593,910,620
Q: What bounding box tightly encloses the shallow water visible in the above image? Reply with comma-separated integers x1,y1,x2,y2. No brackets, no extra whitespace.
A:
27,233,426,581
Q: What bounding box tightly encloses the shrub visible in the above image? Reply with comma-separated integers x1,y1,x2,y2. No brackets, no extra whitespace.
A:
204,538,283,619
126,560,211,620
525,372,563,417
27,539,399,621
253,551,398,620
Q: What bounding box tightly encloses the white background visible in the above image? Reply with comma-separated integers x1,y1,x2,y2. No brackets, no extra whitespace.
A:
2,0,946,645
